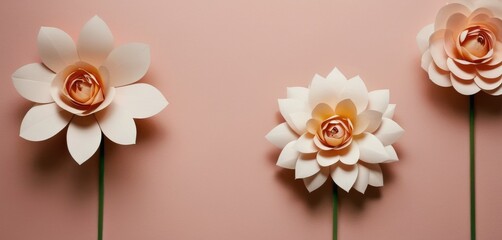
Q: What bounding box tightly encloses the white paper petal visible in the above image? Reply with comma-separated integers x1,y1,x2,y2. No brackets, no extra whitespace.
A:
447,58,475,80
12,63,55,103
38,27,78,73
278,98,307,135
67,116,101,165
485,84,502,96
353,110,382,135
286,87,309,102
339,75,369,113
316,150,340,167
326,67,348,83
339,142,360,165
373,118,404,146
383,104,396,119
102,43,150,87
353,164,370,193
421,50,433,71
95,102,136,145
295,154,321,179
20,103,72,141
303,168,329,192
383,145,399,163
114,83,168,119
308,74,340,108
356,133,389,164
331,163,358,192
77,16,114,68
417,24,434,54
368,164,384,187
428,63,453,87
451,75,481,95
288,112,310,134
367,89,389,113
295,133,318,153
266,123,298,149
474,76,502,91
277,141,299,169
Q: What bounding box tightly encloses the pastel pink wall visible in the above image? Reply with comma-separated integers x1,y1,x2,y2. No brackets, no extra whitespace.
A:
1,0,500,239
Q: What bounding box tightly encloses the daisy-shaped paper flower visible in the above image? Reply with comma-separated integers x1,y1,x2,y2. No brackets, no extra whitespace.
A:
266,68,403,193
417,0,502,95
12,16,168,164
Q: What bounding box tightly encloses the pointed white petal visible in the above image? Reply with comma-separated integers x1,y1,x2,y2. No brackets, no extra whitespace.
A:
383,104,396,119
12,63,55,103
367,89,389,113
326,67,347,83
368,164,384,187
353,110,382,135
77,16,114,68
286,87,309,102
356,133,389,163
303,168,329,192
353,164,370,193
339,142,360,165
278,98,307,135
295,153,320,179
295,133,318,153
308,74,340,108
383,145,399,163
331,163,358,192
288,112,310,134
95,102,136,145
37,27,78,72
277,141,299,169
316,150,340,167
416,24,434,53
338,76,369,113
67,116,101,165
265,123,298,149
20,103,72,141
374,118,404,146
102,43,150,87
114,83,168,119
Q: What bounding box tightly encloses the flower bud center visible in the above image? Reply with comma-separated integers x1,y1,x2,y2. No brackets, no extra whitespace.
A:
318,115,353,150
459,27,492,58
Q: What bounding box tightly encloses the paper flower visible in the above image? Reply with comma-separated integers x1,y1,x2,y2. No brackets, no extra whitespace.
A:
417,0,502,95
12,16,168,164
266,68,403,193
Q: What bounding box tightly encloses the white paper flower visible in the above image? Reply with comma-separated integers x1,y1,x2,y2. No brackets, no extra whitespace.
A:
417,0,502,95
266,68,403,193
12,16,168,164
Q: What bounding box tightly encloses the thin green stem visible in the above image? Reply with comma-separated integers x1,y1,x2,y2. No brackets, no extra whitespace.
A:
333,184,338,240
469,95,475,240
98,137,105,240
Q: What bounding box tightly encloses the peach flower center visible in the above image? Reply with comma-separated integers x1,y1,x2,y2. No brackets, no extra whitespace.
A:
459,26,493,58
62,66,105,111
317,115,353,150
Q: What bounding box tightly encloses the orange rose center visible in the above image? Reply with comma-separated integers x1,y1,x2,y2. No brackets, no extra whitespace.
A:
317,115,353,150
459,27,492,58
62,67,105,110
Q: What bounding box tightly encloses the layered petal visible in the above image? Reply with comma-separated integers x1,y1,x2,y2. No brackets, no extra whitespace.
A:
265,123,298,148
278,98,307,135
77,16,114,68
367,89,389,114
20,103,72,141
67,116,101,164
353,163,370,193
417,24,434,53
339,141,360,165
428,63,453,87
308,74,340,108
12,63,55,103
316,150,339,167
295,153,320,179
331,163,358,192
95,102,136,145
338,76,369,113
383,104,396,119
355,133,389,163
383,145,399,163
277,141,299,169
373,118,404,146
114,83,168,119
368,164,384,187
295,133,318,153
303,168,329,192
451,75,481,95
38,27,79,73
353,110,382,135
286,87,309,102
102,43,150,87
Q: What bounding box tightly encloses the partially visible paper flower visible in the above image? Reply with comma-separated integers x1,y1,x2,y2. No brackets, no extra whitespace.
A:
266,68,403,193
12,16,168,164
417,0,502,95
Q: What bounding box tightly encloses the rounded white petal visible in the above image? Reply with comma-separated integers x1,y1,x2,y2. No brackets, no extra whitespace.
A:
295,153,321,179
428,63,452,87
367,89,389,114
286,87,309,102
295,133,318,154
102,43,150,87
20,103,72,141
335,99,357,122
288,112,310,134
417,24,434,54
265,123,298,149
95,102,136,145
339,142,360,165
421,50,433,71
451,75,481,95
484,84,502,96
368,164,384,187
353,110,382,135
356,133,389,163
67,116,101,165
474,76,502,91
12,63,55,103
383,145,399,163
308,74,340,108
316,150,340,167
373,118,404,146
447,58,475,80
353,164,370,193
37,27,78,73
331,163,358,192
278,98,307,135
434,3,470,30
338,76,369,113
383,104,396,119
277,141,299,169
114,83,168,119
477,66,502,80
78,16,114,68
303,168,329,192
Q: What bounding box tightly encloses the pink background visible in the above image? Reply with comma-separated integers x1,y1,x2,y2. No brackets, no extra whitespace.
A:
1,0,502,239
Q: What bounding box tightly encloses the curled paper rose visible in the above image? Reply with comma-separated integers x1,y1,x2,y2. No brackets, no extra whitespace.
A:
417,0,502,95
12,16,168,164
266,68,403,193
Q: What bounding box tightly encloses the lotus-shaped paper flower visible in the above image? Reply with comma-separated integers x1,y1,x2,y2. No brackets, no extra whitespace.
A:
417,0,502,95
266,68,403,193
12,16,168,164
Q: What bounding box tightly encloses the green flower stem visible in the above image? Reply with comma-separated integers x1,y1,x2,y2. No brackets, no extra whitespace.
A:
333,184,338,240
469,95,475,240
98,137,105,240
